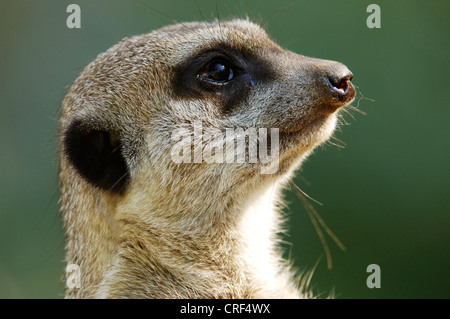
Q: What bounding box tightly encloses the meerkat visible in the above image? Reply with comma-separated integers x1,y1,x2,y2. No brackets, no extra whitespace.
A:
59,18,355,299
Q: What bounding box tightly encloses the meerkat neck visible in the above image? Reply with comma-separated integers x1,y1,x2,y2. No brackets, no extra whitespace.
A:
236,181,292,295
83,181,296,298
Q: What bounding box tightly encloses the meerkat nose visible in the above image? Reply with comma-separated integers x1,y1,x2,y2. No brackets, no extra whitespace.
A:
325,67,355,102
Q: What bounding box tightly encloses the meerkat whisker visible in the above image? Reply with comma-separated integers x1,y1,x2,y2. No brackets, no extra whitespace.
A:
289,180,346,269
347,104,368,116
329,136,347,149
289,180,323,206
340,107,357,121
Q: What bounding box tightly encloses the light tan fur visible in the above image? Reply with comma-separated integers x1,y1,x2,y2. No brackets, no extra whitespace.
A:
59,19,355,298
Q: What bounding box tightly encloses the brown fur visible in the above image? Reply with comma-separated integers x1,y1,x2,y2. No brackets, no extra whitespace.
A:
59,19,355,298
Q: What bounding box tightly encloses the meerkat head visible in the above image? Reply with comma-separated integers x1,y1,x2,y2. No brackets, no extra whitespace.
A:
59,19,355,298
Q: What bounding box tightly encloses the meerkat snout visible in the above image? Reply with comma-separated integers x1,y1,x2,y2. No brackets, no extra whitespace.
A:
59,18,356,298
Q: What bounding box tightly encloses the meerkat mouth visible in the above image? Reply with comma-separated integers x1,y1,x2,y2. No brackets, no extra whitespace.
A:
280,114,328,135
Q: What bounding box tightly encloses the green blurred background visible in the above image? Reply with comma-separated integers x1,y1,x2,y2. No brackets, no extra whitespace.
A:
0,0,448,298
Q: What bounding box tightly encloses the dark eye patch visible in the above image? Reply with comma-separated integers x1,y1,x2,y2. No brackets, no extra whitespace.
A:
63,120,129,194
172,44,275,113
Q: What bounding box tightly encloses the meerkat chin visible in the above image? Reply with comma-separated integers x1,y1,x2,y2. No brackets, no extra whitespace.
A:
59,19,355,299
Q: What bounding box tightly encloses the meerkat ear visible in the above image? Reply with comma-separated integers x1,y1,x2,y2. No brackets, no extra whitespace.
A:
63,120,130,194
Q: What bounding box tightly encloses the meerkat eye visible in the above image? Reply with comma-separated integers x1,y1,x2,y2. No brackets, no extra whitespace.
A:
197,60,235,84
